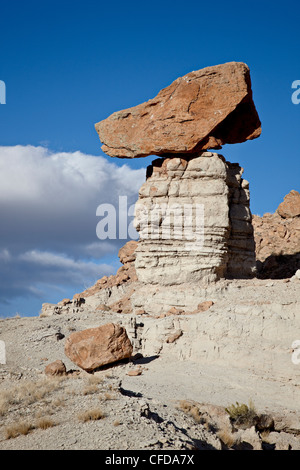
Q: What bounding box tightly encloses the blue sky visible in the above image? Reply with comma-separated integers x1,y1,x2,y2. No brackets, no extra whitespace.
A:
0,0,300,317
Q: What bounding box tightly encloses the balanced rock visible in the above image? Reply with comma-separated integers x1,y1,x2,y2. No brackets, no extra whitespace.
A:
64,323,133,372
95,62,261,159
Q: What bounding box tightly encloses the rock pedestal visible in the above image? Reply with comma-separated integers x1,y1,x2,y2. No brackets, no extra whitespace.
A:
133,152,256,285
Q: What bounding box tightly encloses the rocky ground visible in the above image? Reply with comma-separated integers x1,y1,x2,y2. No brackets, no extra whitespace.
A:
0,275,299,451
0,191,299,451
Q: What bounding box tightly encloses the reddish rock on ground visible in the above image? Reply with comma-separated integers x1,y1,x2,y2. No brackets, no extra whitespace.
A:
64,323,133,372
44,360,67,376
95,61,261,159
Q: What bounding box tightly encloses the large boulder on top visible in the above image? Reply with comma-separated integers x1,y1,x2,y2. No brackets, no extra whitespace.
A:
95,61,261,159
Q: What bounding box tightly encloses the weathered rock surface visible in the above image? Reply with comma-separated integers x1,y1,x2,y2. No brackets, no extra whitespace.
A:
95,62,261,159
1,276,300,450
133,152,256,285
277,190,300,219
64,323,133,372
253,190,300,278
74,240,138,300
44,359,66,376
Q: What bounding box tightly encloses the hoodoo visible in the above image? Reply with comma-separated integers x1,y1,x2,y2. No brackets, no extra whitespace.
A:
95,61,261,287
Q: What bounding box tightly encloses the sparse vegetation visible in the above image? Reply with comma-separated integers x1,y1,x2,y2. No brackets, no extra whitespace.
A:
0,377,64,415
217,429,237,448
101,391,116,401
83,384,99,395
225,400,257,428
78,408,106,422
35,417,56,430
4,416,55,439
5,421,33,439
177,400,205,425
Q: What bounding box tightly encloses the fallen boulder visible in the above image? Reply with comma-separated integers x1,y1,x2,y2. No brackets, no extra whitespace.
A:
64,323,133,372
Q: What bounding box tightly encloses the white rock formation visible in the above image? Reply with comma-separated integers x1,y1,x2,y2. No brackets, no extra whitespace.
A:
133,152,256,286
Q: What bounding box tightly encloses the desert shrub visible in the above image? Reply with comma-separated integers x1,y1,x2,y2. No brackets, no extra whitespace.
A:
225,400,257,428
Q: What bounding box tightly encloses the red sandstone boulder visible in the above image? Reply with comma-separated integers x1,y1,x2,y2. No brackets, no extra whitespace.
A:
95,62,261,159
64,323,133,372
277,190,300,219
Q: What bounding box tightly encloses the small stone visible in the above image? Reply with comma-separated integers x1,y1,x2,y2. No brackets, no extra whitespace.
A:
127,368,142,376
196,301,214,313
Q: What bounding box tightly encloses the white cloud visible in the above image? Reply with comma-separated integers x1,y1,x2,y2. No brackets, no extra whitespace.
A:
0,145,146,313
0,249,11,262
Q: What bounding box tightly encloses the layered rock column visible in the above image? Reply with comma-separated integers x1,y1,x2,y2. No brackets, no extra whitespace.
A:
133,152,255,285
94,61,261,288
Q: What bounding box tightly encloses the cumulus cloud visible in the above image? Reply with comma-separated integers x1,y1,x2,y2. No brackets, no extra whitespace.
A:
0,145,145,314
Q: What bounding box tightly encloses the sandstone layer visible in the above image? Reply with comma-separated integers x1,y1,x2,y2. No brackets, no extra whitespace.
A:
95,62,261,159
133,152,256,285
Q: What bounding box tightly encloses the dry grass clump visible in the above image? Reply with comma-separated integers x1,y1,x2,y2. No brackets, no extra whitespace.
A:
177,400,205,425
78,408,106,422
82,374,104,396
83,384,99,395
99,391,117,401
0,393,9,416
5,421,33,439
4,416,56,439
87,375,103,385
217,429,237,448
0,377,65,421
35,417,55,430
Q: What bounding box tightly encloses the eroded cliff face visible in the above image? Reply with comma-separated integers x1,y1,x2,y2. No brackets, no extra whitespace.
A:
253,190,300,279
133,152,256,285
